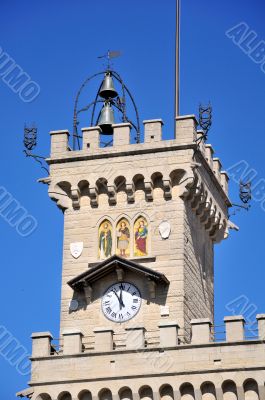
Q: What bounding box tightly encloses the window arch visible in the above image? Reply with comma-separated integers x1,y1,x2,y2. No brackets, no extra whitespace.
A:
119,387,133,400
134,216,148,257
201,382,217,400
243,379,259,400
159,384,174,400
222,380,238,400
58,392,72,400
180,383,195,400
116,217,131,258
139,386,153,400
98,389,113,400
98,219,113,259
36,395,52,400
78,390,92,400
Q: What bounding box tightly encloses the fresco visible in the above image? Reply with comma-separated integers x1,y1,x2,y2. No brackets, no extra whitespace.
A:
116,218,130,258
134,217,148,257
98,220,113,259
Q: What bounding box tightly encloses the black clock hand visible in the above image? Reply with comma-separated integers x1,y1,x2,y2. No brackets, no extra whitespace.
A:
113,290,124,309
119,286,125,309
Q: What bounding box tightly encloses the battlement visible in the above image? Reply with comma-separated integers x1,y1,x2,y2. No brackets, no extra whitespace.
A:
28,315,265,400
31,314,265,357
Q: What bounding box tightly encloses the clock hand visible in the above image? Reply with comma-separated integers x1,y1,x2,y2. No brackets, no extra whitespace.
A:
113,290,124,309
119,285,125,309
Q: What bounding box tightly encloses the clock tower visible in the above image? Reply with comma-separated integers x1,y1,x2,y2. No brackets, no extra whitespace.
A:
17,96,265,400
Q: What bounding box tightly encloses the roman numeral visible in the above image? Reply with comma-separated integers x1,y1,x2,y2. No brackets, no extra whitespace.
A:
118,313,124,320
111,312,117,318
133,299,138,303
131,305,137,310
104,301,110,306
132,292,137,296
127,311,131,317
106,307,112,314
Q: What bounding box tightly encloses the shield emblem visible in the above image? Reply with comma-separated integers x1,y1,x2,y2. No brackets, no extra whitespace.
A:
70,242,83,259
159,221,171,239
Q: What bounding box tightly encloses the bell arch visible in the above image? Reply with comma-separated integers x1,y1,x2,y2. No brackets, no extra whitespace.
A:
243,379,259,400
139,386,154,400
179,383,195,400
159,384,174,400
222,380,238,400
201,382,217,400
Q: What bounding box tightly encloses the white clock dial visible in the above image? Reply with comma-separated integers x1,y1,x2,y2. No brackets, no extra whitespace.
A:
102,282,141,322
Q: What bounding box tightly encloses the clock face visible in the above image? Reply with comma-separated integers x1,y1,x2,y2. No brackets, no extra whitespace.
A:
102,282,141,322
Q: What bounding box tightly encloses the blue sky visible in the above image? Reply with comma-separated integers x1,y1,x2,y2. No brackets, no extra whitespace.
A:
1,0,265,398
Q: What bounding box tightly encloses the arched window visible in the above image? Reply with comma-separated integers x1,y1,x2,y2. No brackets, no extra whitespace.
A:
78,390,92,400
116,218,131,258
222,380,238,400
36,395,52,400
139,386,153,400
243,379,259,400
134,216,148,257
98,219,113,259
119,387,133,400
159,384,174,400
58,392,72,400
99,389,113,400
180,383,195,400
201,382,217,400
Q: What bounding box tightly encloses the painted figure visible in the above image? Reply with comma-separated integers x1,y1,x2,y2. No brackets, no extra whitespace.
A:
134,218,148,256
99,221,112,259
117,220,130,257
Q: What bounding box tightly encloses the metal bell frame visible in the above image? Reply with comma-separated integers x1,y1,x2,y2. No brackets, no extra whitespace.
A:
72,69,140,150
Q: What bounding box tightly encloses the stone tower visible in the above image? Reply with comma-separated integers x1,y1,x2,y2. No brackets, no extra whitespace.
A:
17,82,265,400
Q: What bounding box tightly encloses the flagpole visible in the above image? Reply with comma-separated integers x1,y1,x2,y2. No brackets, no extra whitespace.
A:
174,0,180,136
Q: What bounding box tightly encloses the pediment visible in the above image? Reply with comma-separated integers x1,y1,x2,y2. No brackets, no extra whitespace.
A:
68,255,168,297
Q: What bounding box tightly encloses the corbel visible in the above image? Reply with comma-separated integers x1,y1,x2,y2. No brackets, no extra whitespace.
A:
163,179,172,199
126,182,135,203
83,282,93,304
147,278,156,299
144,181,154,201
89,187,98,207
108,184,117,205
116,267,125,282
71,186,81,210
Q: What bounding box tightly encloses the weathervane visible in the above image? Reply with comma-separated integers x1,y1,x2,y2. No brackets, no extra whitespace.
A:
72,50,140,150
23,124,49,174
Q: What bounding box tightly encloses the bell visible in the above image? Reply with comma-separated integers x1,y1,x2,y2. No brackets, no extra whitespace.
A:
99,73,118,99
98,102,115,134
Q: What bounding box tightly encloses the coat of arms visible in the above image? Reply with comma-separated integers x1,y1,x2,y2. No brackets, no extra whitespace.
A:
70,242,83,259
